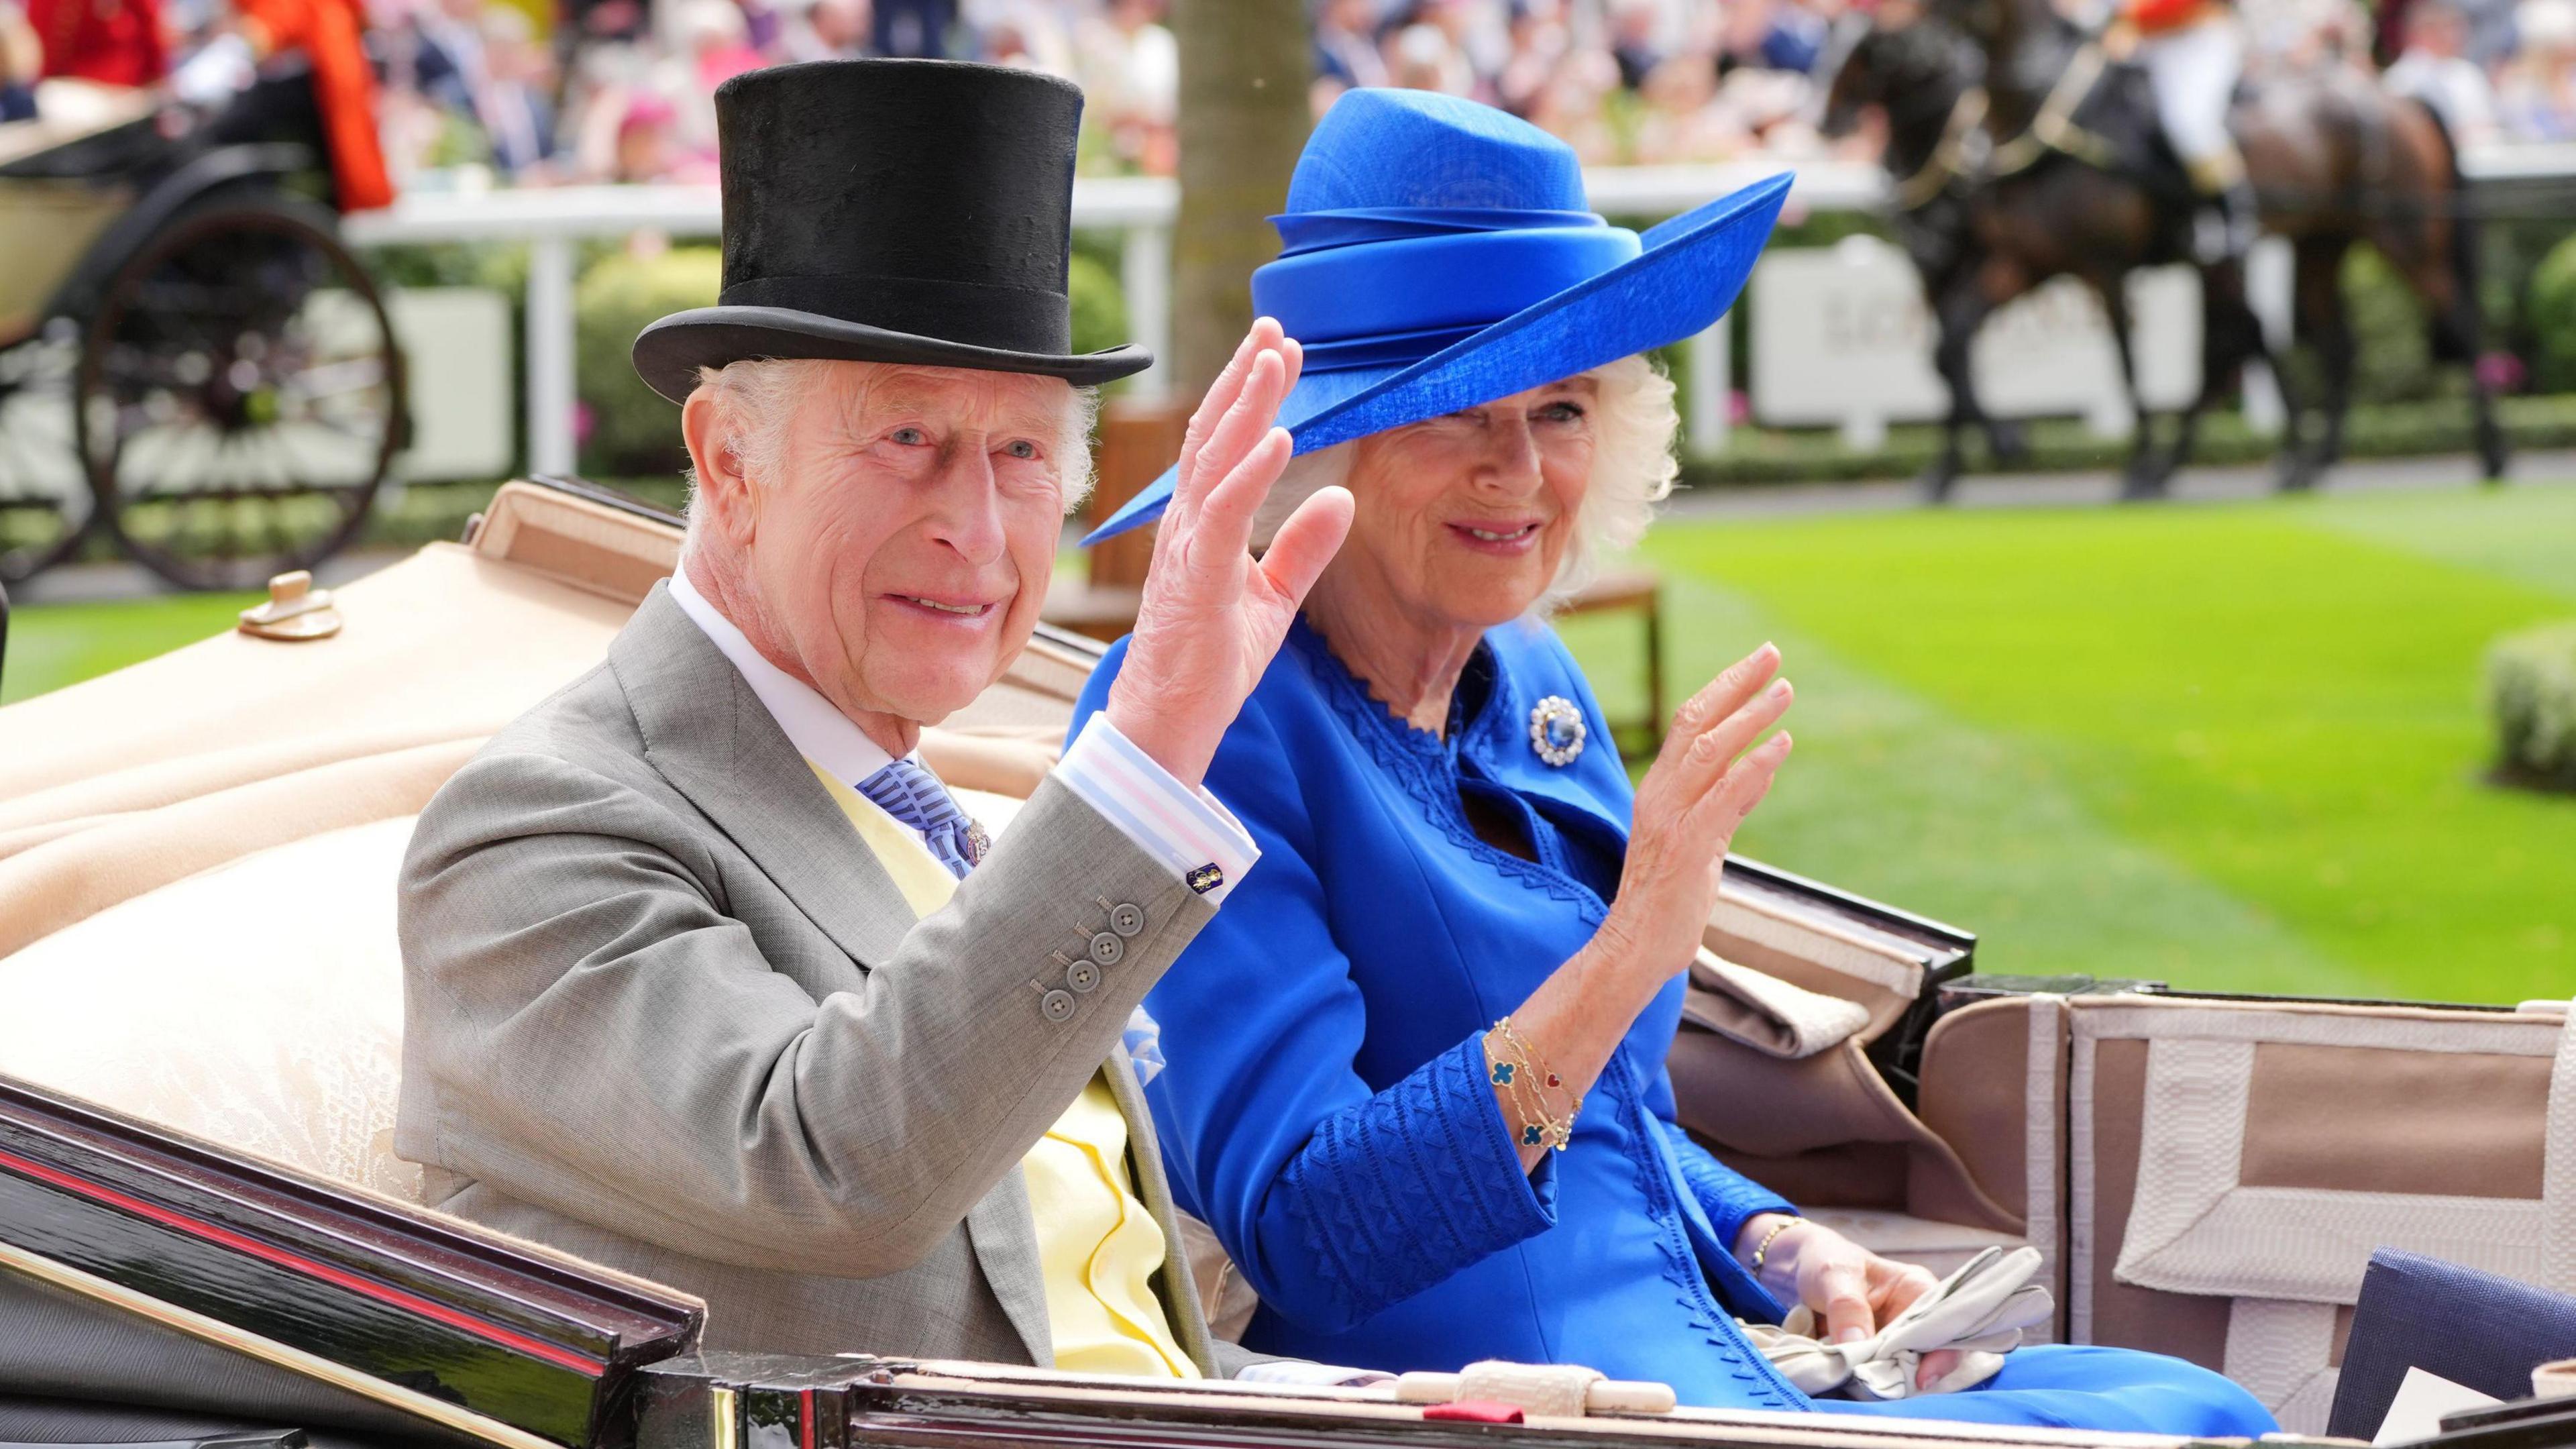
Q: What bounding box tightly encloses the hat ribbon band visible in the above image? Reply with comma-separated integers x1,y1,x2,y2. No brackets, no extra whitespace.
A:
1251,223,1641,376
1271,205,1609,256
718,273,1073,356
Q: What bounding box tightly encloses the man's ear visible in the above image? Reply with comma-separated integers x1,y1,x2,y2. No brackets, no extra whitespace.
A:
681,388,759,548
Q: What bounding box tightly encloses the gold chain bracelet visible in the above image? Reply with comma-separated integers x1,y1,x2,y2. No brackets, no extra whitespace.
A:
1485,1016,1583,1152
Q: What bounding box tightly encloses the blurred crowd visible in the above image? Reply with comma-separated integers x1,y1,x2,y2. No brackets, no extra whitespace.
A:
385,0,1885,189
7,0,2576,191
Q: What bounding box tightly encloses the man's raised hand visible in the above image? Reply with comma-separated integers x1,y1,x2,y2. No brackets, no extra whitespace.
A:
1104,318,1352,788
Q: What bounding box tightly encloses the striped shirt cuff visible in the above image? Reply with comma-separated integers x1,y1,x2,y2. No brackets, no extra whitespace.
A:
1055,714,1260,906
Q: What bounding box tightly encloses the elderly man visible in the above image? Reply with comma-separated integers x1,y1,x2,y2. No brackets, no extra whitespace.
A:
394,59,1350,1377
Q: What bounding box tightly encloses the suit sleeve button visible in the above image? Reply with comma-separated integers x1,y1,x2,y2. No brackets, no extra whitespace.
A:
1088,931,1125,967
1066,960,1102,994
1108,902,1145,937
1040,989,1076,1023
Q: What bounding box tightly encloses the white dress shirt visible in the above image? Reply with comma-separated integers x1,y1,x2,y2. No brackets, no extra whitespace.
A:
667,568,1256,902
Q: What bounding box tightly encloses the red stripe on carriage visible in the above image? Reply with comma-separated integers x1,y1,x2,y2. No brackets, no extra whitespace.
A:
0,1146,605,1377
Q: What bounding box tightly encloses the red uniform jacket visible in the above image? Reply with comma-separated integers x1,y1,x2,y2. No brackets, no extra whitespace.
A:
31,0,166,87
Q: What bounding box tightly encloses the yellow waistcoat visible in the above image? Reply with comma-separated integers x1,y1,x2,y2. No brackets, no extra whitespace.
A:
805,761,1199,1379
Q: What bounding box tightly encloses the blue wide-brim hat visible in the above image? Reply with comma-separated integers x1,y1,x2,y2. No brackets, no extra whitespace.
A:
1081,87,1792,545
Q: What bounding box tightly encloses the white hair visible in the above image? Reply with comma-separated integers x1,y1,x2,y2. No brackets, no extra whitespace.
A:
1250,353,1680,611
680,358,1102,546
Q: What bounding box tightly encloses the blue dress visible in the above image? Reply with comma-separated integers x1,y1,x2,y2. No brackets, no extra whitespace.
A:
1071,618,2271,1436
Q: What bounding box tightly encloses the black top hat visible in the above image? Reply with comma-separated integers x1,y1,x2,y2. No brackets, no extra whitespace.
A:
631,59,1150,403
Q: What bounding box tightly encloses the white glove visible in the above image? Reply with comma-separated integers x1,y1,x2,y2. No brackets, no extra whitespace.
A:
1743,1244,2053,1401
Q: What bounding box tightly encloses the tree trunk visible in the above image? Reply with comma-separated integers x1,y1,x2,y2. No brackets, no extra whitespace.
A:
1169,0,1312,398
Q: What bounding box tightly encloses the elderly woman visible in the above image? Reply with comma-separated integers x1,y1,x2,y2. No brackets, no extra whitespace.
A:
1073,90,2273,1434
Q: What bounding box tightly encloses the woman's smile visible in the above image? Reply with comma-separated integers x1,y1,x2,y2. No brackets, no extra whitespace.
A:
1442,517,1549,556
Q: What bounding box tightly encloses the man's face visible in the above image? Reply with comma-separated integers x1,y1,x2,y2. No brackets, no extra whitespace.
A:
716,362,1075,729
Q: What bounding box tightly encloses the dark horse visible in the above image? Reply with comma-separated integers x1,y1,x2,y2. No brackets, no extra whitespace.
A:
1818,2,2506,496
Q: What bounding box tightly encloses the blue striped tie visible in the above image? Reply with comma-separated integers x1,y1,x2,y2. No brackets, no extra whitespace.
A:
855,757,977,879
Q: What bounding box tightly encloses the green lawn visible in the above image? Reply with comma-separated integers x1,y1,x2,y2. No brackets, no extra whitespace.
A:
1557,484,2576,1005
0,591,260,706
6,484,2570,1004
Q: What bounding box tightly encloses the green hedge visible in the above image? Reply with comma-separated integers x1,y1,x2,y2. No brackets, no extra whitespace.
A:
2489,621,2576,792
2528,233,2576,394
575,247,722,478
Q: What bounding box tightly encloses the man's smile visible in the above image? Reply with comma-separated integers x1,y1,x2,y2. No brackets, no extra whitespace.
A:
886,592,1000,619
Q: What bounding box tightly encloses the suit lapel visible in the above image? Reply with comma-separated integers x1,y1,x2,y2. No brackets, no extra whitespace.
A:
610,585,915,966
1104,1043,1220,1376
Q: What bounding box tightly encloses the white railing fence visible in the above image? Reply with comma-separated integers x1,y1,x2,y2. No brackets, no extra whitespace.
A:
343,144,2576,480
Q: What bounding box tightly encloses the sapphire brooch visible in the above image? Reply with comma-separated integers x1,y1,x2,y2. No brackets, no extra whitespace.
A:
1528,696,1586,767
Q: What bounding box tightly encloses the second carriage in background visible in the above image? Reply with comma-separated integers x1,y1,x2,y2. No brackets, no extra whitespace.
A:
0,62,407,590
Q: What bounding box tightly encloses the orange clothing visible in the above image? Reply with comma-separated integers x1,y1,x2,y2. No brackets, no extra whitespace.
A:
237,0,392,210
30,0,166,87
2128,0,2221,34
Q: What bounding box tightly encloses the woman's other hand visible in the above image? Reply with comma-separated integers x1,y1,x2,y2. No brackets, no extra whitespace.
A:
1594,643,1794,985
1736,1214,1962,1390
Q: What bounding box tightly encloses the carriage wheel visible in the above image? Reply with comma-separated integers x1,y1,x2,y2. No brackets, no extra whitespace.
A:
78,199,405,592
0,321,97,585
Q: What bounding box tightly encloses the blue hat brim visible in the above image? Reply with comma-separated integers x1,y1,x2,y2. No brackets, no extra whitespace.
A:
1081,171,1792,547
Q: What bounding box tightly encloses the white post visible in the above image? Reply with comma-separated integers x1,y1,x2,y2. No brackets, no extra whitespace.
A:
2240,236,2294,438
1686,321,1730,459
1123,223,1173,402
526,234,578,478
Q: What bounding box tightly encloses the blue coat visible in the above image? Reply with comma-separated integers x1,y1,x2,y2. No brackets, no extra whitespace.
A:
1073,617,1808,1407
1071,616,2276,1435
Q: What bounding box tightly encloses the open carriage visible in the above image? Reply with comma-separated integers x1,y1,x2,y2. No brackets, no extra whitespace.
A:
0,65,406,589
0,477,2569,1449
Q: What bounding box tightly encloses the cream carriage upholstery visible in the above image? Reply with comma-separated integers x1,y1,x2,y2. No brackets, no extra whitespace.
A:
2068,995,2576,1434
1920,992,2576,1435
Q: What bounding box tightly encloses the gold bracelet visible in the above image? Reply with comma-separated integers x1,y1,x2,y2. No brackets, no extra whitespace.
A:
1747,1218,1796,1274
1483,1028,1556,1148
1495,1016,1584,1126
1486,1017,1582,1152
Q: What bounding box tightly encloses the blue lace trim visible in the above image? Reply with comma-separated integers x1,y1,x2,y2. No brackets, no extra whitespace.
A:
1276,1034,1557,1332
1606,1055,1809,1409
1293,623,1606,928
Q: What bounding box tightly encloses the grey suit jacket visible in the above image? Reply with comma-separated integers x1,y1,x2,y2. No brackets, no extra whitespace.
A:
394,584,1238,1373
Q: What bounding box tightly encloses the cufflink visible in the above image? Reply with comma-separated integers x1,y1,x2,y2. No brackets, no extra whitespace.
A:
1186,864,1224,895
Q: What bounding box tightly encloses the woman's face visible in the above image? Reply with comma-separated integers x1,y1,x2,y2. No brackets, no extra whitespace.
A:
1335,376,1598,632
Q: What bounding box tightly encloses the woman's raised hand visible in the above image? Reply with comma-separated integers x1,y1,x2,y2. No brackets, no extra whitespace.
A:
1595,644,1794,984
1106,318,1354,788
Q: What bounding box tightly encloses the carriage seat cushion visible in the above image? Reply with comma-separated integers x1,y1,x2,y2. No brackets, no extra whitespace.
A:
0,781,1036,1208
2327,1250,2576,1440
0,815,425,1201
